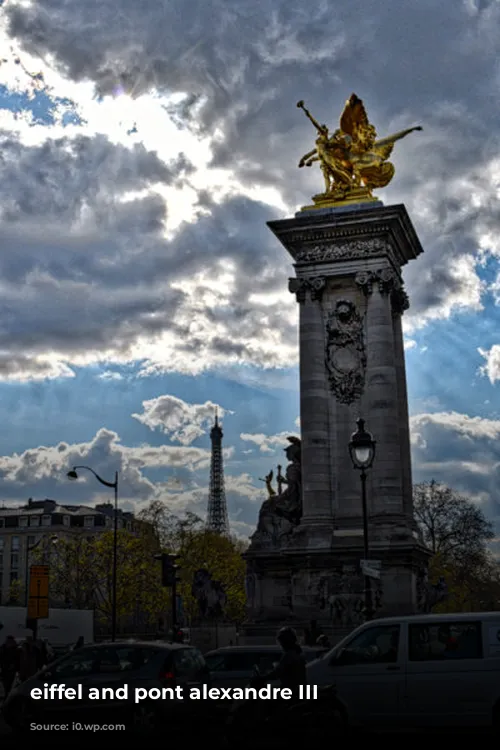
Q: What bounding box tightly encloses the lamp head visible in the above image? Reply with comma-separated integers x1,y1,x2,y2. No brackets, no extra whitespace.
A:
348,418,376,470
67,470,78,480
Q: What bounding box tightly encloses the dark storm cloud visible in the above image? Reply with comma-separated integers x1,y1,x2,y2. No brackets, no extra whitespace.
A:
411,412,500,535
5,0,500,326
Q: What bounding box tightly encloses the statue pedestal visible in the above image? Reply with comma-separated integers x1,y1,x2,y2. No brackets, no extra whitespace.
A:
241,203,431,644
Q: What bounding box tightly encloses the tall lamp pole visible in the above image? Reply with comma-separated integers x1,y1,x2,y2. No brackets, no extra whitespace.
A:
67,465,119,641
348,418,376,621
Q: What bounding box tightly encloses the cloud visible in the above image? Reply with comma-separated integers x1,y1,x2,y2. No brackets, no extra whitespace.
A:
98,371,124,381
478,345,500,384
410,411,500,540
0,427,261,527
132,394,232,445
1,0,500,371
240,431,298,453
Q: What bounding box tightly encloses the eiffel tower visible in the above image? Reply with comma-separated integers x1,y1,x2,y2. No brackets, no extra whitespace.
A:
206,409,229,535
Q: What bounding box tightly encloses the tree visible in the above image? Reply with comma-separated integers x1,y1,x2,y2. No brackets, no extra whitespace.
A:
32,530,169,631
414,480,498,612
137,502,247,624
414,480,494,565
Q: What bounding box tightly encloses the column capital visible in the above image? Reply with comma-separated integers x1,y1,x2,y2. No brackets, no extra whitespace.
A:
288,276,326,303
355,268,402,296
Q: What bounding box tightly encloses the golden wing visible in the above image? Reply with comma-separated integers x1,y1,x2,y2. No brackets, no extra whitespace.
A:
339,93,370,137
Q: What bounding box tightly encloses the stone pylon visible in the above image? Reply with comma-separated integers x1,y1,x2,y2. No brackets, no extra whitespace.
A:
243,202,430,642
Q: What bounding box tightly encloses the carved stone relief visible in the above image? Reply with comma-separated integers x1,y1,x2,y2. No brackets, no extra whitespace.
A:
295,237,390,264
325,299,366,404
328,568,383,627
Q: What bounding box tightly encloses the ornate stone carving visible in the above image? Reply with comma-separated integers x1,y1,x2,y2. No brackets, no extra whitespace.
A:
295,237,389,264
391,286,410,315
416,569,448,613
288,276,326,302
251,437,302,548
328,569,383,626
325,300,366,404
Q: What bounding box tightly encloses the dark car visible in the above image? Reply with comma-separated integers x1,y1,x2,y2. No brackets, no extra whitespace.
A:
204,645,327,688
2,640,212,736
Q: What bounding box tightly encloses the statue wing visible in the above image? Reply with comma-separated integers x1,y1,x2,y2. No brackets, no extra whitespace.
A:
339,93,370,137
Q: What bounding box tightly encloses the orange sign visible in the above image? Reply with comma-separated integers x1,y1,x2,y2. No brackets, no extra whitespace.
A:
28,597,49,619
29,574,49,598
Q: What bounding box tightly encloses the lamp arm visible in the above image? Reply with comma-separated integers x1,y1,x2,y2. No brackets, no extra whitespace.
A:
73,465,117,488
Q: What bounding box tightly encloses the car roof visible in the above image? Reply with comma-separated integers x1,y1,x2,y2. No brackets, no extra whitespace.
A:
80,640,189,650
357,612,500,626
205,645,322,655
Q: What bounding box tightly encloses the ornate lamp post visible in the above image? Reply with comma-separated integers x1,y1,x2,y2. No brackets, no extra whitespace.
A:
348,418,376,620
67,465,119,641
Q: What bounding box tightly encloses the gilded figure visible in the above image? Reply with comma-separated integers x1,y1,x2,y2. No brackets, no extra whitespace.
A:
297,94,422,207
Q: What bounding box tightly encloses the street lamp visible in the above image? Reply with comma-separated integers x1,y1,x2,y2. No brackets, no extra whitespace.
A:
67,465,119,641
348,418,376,621
25,535,58,606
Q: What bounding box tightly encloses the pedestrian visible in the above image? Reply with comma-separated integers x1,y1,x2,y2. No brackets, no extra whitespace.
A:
18,636,39,682
0,636,19,697
316,634,331,649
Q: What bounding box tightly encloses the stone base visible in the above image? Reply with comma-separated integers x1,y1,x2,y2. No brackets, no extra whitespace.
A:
242,533,431,643
301,186,379,211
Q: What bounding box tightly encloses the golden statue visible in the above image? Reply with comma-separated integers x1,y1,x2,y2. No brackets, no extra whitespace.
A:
297,94,422,209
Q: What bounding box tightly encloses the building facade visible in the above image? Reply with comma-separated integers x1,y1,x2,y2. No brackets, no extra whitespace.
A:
0,498,137,605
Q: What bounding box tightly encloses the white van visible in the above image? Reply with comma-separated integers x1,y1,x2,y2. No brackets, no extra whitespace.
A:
306,612,500,729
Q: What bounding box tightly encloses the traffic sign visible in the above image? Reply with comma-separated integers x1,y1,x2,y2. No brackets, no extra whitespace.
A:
30,565,49,577
28,564,49,619
28,597,49,619
361,559,382,579
30,573,49,598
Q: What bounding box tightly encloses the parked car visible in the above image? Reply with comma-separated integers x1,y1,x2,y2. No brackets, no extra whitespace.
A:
306,612,500,730
2,640,213,736
205,644,326,688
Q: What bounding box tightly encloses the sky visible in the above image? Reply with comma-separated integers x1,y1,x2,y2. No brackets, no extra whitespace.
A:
0,0,500,549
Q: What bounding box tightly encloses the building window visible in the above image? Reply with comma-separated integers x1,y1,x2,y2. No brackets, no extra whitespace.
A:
63,516,70,527
11,536,19,551
27,535,36,547
42,515,51,526
19,516,28,527
29,516,40,527
0,518,4,527
10,553,19,569
10,571,18,583
105,517,112,528
84,516,94,528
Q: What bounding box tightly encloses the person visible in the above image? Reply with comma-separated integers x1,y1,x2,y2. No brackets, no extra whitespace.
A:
73,635,84,650
0,636,19,697
255,627,306,693
316,634,331,650
18,636,39,682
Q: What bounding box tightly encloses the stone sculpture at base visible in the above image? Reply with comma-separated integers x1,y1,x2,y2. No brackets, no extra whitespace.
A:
252,437,302,547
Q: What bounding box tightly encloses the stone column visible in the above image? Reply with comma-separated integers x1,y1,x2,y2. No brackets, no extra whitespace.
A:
288,276,332,524
392,287,414,519
355,268,403,517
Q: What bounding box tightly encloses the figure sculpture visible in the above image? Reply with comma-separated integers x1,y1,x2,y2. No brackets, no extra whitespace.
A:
253,437,302,544
297,94,422,206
